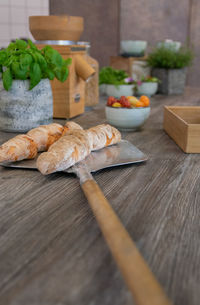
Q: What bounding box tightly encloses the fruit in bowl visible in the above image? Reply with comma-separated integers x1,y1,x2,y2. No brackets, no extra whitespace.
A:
105,95,150,131
107,95,150,108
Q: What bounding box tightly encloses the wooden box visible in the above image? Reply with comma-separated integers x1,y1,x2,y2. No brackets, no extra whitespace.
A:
164,106,200,153
110,56,149,79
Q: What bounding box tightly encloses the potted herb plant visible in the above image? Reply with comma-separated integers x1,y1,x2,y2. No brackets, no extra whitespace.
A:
147,46,193,95
134,76,160,97
0,39,71,132
99,67,134,97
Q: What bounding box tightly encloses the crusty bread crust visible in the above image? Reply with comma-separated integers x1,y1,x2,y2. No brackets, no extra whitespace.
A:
37,130,90,175
87,124,121,151
0,134,37,162
37,124,121,175
63,121,83,136
0,121,83,163
27,123,64,151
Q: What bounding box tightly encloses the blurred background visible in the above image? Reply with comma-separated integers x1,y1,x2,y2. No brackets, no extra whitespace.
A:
0,0,199,86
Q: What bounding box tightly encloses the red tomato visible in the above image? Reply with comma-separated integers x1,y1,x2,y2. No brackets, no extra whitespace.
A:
119,96,131,108
107,96,117,106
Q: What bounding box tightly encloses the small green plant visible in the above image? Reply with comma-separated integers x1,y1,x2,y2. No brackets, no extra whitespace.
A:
99,67,128,86
147,46,193,69
0,39,72,90
140,76,160,83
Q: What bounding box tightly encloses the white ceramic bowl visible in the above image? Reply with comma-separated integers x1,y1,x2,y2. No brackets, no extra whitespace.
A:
99,84,107,95
157,40,181,52
137,82,158,97
120,40,147,56
105,84,134,98
105,106,150,131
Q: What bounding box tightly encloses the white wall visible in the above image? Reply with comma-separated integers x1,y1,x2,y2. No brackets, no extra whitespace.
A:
0,0,49,48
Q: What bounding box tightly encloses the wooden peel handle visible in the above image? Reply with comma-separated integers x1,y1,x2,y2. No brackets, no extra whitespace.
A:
81,179,172,305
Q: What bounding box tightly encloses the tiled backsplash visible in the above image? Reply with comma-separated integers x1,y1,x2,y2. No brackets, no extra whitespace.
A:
0,0,49,48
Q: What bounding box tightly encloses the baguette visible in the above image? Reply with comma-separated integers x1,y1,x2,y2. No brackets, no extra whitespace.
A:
0,135,38,162
27,121,82,151
37,124,121,175
0,121,82,163
27,123,64,151
87,124,121,151
37,130,91,175
63,121,83,136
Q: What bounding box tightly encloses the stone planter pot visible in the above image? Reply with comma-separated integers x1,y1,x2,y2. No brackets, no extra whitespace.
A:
136,82,158,97
105,84,134,98
152,68,187,95
0,79,53,132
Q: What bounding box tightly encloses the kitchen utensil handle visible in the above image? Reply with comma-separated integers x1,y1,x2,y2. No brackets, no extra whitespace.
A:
81,179,172,305
75,55,95,81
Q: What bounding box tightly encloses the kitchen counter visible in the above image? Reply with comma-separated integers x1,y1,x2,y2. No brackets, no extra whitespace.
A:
0,87,200,305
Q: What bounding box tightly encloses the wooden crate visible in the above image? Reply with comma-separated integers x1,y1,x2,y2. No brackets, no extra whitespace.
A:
110,56,148,76
164,106,200,153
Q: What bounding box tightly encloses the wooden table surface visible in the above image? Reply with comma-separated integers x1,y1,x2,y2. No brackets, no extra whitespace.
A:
0,87,200,305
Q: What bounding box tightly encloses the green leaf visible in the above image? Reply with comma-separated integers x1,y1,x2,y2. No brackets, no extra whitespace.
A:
147,46,193,69
0,51,7,65
63,58,72,67
54,66,69,82
7,42,16,52
2,68,12,90
5,54,19,67
99,67,128,85
61,67,69,82
45,68,55,80
19,53,32,67
29,62,41,90
43,46,63,67
12,62,28,80
34,52,47,70
0,39,70,88
28,39,37,50
15,39,27,49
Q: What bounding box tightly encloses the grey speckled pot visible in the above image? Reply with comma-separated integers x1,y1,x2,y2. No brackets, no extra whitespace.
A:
0,79,53,132
152,68,187,95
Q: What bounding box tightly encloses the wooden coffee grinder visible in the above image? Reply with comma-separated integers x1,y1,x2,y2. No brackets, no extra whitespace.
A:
36,41,95,118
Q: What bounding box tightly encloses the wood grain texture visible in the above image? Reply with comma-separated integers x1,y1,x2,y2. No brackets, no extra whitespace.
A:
164,106,200,153
81,180,172,305
36,44,86,119
0,87,200,305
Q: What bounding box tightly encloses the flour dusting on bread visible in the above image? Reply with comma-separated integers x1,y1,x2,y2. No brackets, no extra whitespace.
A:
37,124,121,175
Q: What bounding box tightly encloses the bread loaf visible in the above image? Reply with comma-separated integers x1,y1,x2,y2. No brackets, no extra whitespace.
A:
27,123,64,151
37,124,121,175
37,130,91,175
63,121,83,136
0,121,82,163
87,124,121,150
28,121,82,151
0,135,38,162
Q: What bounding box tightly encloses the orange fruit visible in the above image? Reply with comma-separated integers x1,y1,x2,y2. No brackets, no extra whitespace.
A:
139,95,150,107
135,101,145,107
